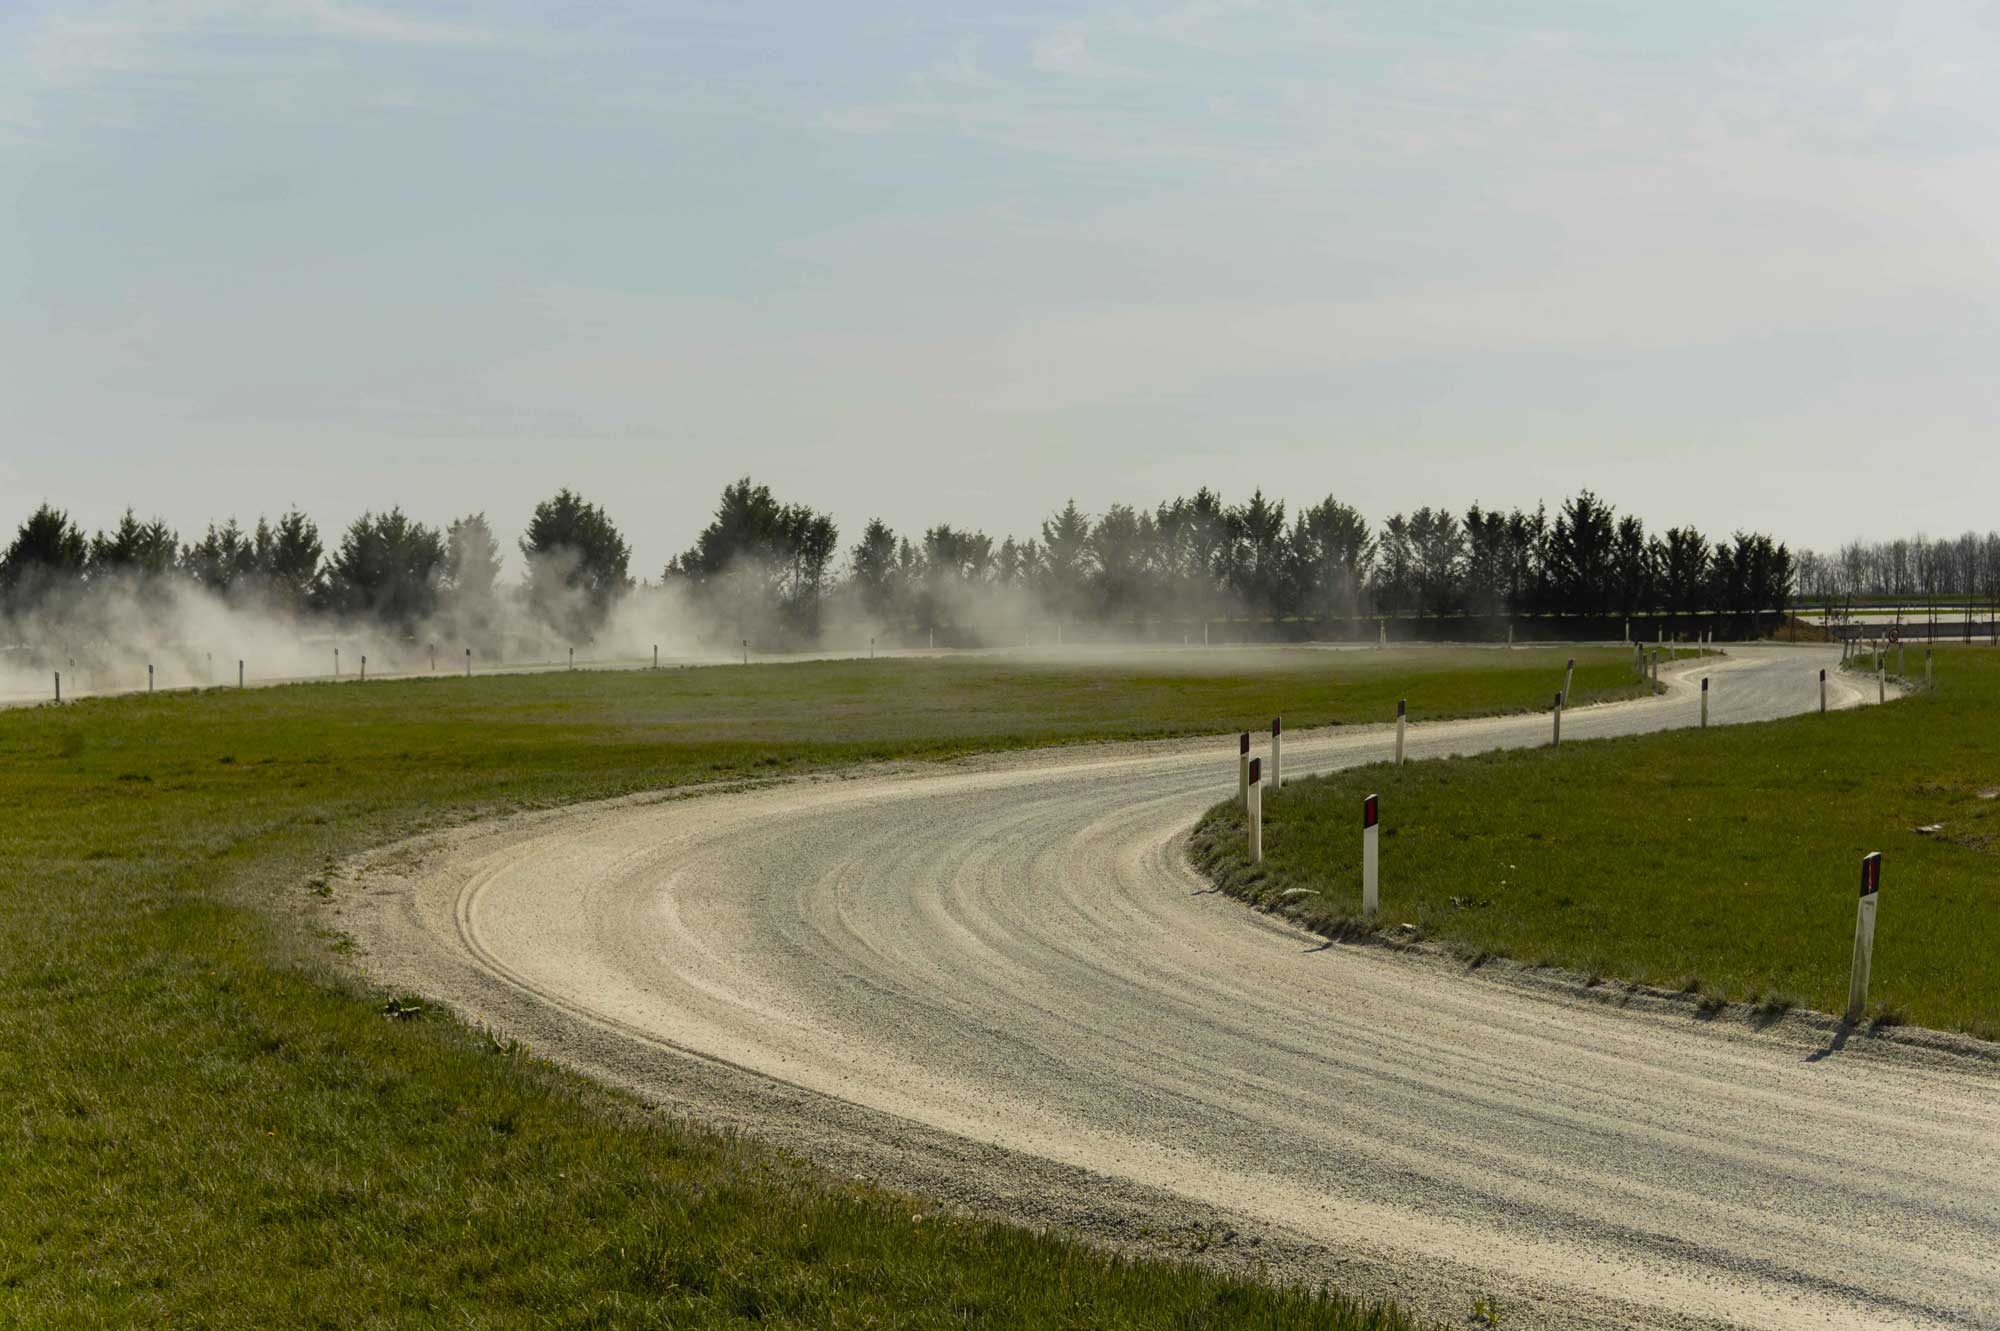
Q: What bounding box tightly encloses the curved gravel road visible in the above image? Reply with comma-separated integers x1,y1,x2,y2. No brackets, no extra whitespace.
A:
343,646,1998,1331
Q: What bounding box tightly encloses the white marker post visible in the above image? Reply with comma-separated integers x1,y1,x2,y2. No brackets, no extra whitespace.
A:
1238,731,1250,810
653,644,659,669
1362,793,1380,916
1926,646,1932,690
1552,690,1563,748
1395,698,1407,765
1203,621,1210,647
360,655,366,682
1270,716,1283,789
1563,657,1575,707
334,647,340,677
1378,621,1386,648
868,637,875,660
1700,676,1709,728
929,629,935,650
1878,658,1886,704
53,671,60,703
465,648,472,678
568,646,574,671
238,660,244,688
742,639,749,666
430,644,436,673
1846,852,1882,1024
1247,757,1263,865
1507,624,1514,648
1819,668,1827,714
148,664,154,694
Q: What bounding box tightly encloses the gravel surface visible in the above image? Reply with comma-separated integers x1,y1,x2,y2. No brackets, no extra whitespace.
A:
337,645,1999,1330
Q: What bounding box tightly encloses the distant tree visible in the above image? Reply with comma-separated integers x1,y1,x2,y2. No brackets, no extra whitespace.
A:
182,519,259,594
1609,515,1656,618
1155,490,1231,621
1286,496,1375,622
1373,514,1415,617
1658,526,1710,612
668,479,837,640
1088,504,1150,623
1544,491,1617,616
441,513,503,639
1406,506,1466,617
323,509,446,630
88,509,178,579
918,524,994,628
1037,500,1093,622
522,489,632,639
260,509,324,610
445,513,503,601
848,518,901,620
0,504,89,612
1226,490,1288,617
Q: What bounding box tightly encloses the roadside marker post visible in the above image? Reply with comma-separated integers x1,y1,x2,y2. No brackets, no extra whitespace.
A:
569,647,574,671
147,664,153,694
1552,691,1564,748
1926,646,1933,690
869,637,875,660
334,647,340,677
1362,794,1380,916
430,644,436,673
1820,668,1827,714
1878,659,1886,704
360,655,367,682
1395,698,1407,765
1238,732,1250,810
1270,716,1283,789
654,644,659,669
1507,624,1514,648
53,671,60,703
742,639,749,666
1563,657,1575,707
1898,643,1905,677
1701,676,1709,728
238,660,244,688
1847,853,1882,1024
1247,758,1263,864
1378,621,1386,648
465,647,472,678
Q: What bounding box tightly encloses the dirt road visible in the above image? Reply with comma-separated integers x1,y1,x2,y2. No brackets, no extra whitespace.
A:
343,646,1998,1330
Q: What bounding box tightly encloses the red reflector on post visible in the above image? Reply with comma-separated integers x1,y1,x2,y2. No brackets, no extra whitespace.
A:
1397,698,1406,717
1363,794,1379,829
1860,852,1881,897
1272,716,1281,736
1239,731,1250,755
1249,758,1261,784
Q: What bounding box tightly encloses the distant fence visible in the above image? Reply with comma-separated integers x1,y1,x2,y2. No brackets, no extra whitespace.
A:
1833,621,2000,643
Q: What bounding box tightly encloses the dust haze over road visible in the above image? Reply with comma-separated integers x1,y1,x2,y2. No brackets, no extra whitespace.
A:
343,646,1999,1331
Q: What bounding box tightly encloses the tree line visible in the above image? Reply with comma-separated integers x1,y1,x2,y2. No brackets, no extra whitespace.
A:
1,480,1801,646
1795,531,2000,604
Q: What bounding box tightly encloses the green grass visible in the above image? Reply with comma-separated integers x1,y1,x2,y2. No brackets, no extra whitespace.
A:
1192,648,2000,1040
0,647,1636,1329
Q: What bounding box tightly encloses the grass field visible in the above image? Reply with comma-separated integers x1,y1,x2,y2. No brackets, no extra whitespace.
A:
0,647,1639,1329
1192,648,1999,1040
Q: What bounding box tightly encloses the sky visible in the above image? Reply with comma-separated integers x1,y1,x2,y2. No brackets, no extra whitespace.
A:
3,1,1997,577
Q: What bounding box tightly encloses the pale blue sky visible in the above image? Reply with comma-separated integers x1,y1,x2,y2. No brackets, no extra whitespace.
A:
3,1,1996,574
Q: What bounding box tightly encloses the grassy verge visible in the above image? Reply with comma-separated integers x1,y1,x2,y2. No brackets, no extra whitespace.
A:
1192,649,1999,1039
1,648,1638,1328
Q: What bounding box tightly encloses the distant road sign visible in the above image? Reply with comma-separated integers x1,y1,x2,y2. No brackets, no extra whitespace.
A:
1887,626,1902,644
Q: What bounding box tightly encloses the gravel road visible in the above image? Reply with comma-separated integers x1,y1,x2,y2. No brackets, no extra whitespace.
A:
340,646,1998,1330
